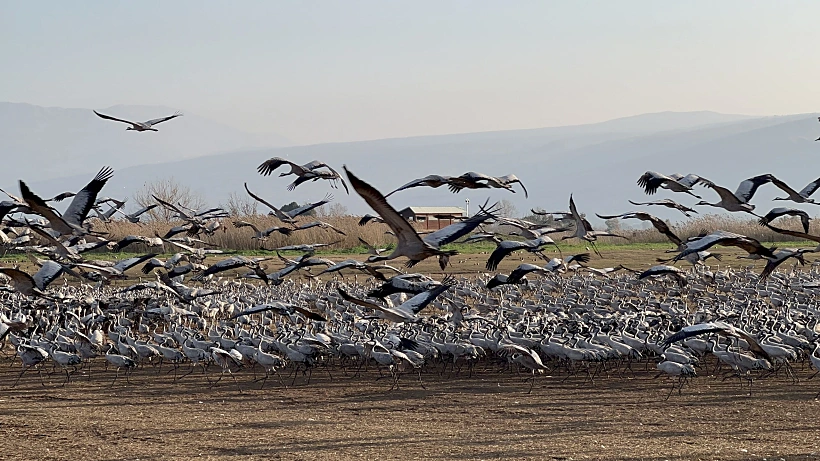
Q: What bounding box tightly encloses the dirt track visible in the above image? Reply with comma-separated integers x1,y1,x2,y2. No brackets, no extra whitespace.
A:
1,353,820,461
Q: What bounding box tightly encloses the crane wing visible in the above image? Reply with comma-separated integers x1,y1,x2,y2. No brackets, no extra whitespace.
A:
675,231,742,259
19,181,76,235
423,202,498,248
257,157,302,177
765,224,820,244
153,194,192,220
243,183,294,223
398,284,451,315
385,175,448,197
337,287,386,312
32,261,66,290
113,253,160,273
734,174,773,203
799,177,820,198
637,171,670,195
675,174,703,188
733,330,773,362
291,305,327,322
144,112,183,127
758,208,810,233
229,303,281,319
233,220,260,233
661,323,725,346
638,213,681,246
344,166,429,258
508,263,545,283
286,193,333,218
93,110,137,126
29,225,74,259
595,212,634,220
64,166,114,226
700,180,739,204
317,163,349,194
770,175,803,199
485,241,529,271
0,268,37,293
568,194,590,232
499,174,528,198
358,237,377,252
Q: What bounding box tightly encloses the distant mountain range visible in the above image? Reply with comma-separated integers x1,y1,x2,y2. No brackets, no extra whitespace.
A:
13,106,820,224
0,102,290,184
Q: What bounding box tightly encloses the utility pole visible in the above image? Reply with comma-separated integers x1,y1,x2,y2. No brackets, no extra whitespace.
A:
465,198,470,217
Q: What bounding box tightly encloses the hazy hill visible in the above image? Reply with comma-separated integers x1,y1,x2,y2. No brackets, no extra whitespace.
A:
27,111,820,226
0,102,289,185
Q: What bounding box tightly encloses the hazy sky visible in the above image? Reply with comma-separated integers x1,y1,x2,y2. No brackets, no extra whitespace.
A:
3,1,819,145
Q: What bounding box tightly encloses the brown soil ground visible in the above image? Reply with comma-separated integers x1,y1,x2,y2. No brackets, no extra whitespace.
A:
1,353,820,461
1,248,819,460
5,244,786,289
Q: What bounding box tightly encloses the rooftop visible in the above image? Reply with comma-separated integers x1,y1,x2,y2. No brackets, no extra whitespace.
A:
400,206,466,215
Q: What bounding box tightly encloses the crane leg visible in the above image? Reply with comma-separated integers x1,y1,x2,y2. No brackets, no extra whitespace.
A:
12,366,29,388
291,364,301,386
230,371,242,394
350,357,365,378
785,362,798,384
209,371,223,388
276,369,288,389
665,380,675,400
37,367,46,387
257,371,269,390
178,364,194,380
417,370,426,390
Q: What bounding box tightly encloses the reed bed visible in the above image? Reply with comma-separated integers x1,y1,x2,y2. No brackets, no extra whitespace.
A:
611,213,813,244
96,215,397,254
86,212,817,256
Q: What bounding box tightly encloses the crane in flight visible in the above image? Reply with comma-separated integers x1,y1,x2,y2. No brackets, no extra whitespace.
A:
94,110,183,131
695,174,775,214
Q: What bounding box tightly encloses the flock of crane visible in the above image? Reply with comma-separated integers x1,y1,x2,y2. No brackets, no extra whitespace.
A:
3,111,820,399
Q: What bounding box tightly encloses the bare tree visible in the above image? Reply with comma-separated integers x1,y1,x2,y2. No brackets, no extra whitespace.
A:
316,203,349,218
604,218,621,233
497,199,518,218
280,201,319,217
133,178,206,222
521,212,556,226
223,191,258,218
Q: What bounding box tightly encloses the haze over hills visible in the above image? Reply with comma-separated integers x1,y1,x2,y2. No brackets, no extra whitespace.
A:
0,102,290,185
23,110,820,225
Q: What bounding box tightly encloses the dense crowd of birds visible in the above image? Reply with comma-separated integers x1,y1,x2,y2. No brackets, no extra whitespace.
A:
3,112,820,398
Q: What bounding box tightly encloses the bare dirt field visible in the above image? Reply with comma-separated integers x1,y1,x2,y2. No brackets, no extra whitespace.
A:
1,353,820,461
2,247,820,460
